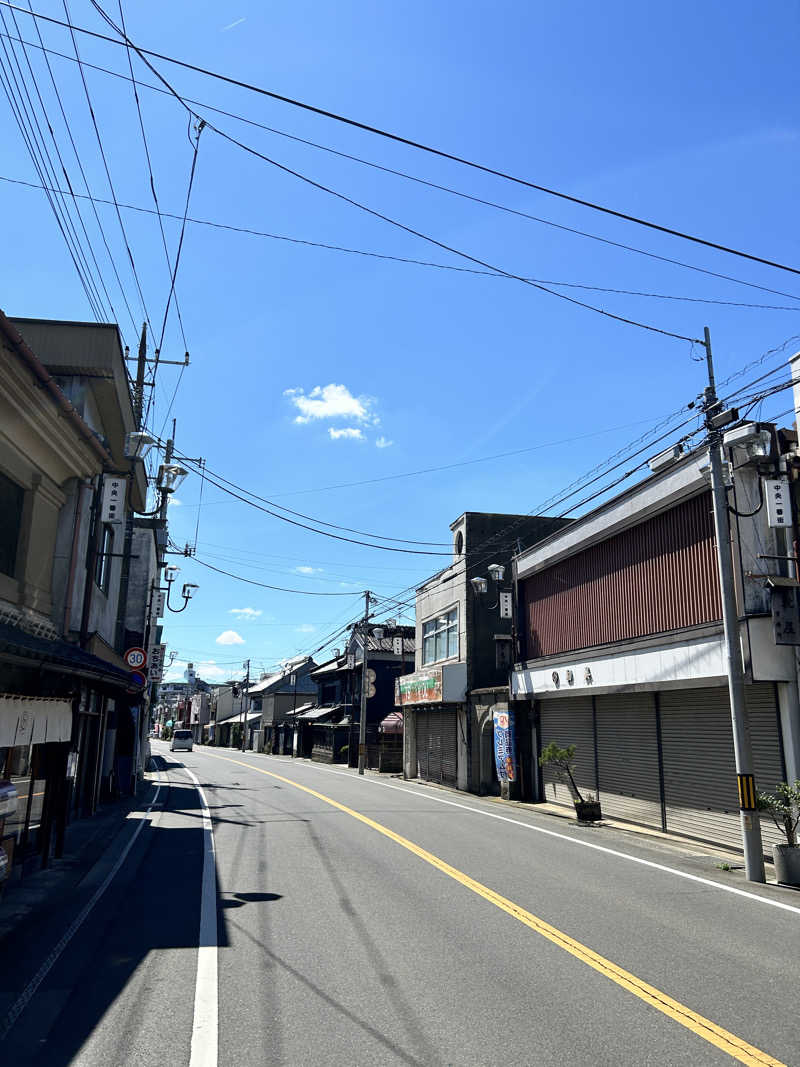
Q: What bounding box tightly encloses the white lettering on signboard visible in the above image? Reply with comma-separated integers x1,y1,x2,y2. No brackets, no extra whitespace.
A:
100,474,128,524
765,479,791,528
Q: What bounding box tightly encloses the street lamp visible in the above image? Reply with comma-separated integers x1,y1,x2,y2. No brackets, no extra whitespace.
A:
124,431,157,460
164,566,198,613
157,464,189,493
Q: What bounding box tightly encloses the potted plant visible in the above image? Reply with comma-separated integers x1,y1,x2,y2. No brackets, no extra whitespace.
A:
757,780,800,886
539,742,602,823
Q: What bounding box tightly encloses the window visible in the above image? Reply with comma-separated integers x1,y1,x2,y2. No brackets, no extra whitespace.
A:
422,607,458,665
95,524,114,593
0,469,24,578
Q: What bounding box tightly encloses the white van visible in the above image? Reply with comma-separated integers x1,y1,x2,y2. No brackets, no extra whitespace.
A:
170,729,193,752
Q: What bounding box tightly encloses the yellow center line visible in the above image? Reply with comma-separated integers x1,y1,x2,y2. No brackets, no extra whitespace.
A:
206,752,784,1067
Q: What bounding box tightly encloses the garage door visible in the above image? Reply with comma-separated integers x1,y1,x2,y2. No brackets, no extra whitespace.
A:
538,697,595,807
595,693,662,830
416,708,458,786
660,685,785,850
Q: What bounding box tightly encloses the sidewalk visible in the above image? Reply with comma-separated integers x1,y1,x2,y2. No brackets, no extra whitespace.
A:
0,774,158,948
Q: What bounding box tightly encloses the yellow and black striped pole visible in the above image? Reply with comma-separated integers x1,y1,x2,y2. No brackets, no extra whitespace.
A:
737,773,757,811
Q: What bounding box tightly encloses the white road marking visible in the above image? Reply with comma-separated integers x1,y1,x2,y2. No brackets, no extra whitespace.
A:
0,769,164,1041
197,748,800,919
182,764,219,1067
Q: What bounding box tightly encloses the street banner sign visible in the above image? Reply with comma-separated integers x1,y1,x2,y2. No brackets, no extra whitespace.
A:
124,647,147,669
100,474,127,524
493,708,517,782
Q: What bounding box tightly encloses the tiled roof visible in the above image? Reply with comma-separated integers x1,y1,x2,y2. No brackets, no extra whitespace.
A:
0,621,135,687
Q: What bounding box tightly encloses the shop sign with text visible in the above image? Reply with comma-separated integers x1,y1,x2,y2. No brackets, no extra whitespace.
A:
395,667,443,706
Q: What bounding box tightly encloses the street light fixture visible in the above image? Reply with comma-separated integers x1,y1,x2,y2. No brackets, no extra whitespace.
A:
164,566,198,613
470,577,488,594
157,464,189,493
124,430,157,460
487,563,505,583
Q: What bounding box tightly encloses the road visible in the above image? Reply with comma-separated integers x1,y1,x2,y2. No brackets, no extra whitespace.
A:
3,742,799,1066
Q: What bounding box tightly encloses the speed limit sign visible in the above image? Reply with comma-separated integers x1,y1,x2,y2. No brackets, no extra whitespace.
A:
124,647,147,669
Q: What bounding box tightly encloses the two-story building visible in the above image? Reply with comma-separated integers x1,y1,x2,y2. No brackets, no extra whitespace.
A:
510,425,800,853
0,312,145,880
399,512,568,793
309,625,414,767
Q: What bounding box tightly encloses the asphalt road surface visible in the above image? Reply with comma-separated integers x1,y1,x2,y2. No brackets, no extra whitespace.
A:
3,742,799,1066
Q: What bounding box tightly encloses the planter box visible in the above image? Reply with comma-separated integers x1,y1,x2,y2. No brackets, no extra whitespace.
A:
574,800,602,823
773,843,800,886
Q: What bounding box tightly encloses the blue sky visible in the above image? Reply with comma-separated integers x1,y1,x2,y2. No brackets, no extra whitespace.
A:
2,1,798,683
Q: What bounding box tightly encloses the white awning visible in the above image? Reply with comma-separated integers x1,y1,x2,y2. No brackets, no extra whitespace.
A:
0,694,73,748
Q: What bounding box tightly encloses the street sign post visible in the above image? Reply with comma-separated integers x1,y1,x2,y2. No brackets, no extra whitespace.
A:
124,647,147,669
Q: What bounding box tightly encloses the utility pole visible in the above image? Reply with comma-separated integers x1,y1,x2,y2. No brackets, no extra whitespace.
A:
240,659,250,752
702,326,765,883
159,419,176,527
358,590,371,775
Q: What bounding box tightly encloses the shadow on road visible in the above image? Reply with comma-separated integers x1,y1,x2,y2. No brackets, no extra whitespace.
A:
2,781,227,1066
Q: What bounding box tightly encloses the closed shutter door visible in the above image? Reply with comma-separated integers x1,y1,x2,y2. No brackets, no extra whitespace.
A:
746,684,786,851
416,713,430,781
661,687,742,849
595,693,662,829
661,685,786,851
538,697,596,808
440,709,458,786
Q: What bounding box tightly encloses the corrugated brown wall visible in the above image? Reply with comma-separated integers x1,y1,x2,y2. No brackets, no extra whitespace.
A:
522,491,721,657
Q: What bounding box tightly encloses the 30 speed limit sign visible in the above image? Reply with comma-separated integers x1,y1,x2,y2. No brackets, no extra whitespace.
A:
124,647,147,669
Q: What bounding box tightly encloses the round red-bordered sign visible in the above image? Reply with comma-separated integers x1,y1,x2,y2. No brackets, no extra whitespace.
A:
124,647,147,669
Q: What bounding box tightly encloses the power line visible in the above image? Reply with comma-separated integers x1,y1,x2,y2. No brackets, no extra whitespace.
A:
191,556,367,596
4,28,798,308
0,11,107,321
116,0,188,350
69,3,701,343
8,0,798,279
5,172,798,315
174,452,450,546
174,466,452,556
61,0,153,335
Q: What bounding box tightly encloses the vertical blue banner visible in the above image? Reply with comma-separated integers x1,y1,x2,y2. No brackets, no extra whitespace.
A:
493,708,517,781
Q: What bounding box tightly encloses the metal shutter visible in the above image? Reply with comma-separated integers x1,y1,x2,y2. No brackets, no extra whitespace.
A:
595,693,662,829
440,710,458,786
538,697,596,808
416,712,430,781
661,687,741,848
745,684,787,852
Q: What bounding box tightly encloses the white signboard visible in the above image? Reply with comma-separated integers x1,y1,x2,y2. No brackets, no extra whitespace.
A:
765,479,791,528
499,591,513,619
100,474,127,524
152,589,166,619
392,636,404,656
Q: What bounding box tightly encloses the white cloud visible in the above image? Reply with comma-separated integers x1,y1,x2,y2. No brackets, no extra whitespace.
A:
329,427,364,441
295,565,321,575
229,607,262,618
221,16,246,30
295,624,316,633
375,436,393,449
168,497,183,507
216,630,245,645
285,384,376,425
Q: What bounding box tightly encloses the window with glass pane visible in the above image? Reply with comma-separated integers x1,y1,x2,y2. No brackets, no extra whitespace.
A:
421,608,458,664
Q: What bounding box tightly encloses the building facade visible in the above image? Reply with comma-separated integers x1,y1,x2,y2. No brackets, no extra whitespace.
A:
399,512,568,793
510,428,800,852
